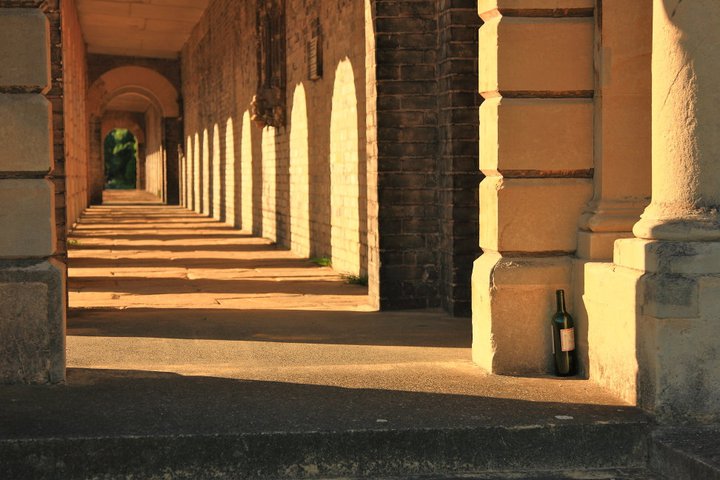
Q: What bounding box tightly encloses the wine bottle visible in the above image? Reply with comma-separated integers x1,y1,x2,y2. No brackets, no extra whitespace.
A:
551,289,576,377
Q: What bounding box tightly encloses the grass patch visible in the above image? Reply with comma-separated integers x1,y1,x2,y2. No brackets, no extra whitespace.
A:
341,274,368,286
310,257,332,267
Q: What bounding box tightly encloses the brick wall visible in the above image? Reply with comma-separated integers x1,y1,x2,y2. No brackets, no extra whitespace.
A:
182,0,368,276
181,0,481,311
61,0,89,229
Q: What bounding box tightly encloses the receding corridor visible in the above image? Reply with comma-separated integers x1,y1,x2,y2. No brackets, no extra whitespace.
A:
66,190,474,383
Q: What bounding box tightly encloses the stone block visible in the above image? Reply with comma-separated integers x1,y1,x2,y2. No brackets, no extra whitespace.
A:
576,230,633,261
0,9,50,92
584,261,642,405
0,94,52,172
0,179,55,258
0,259,65,384
615,238,720,275
472,252,572,373
637,273,720,423
480,97,593,173
480,177,592,253
479,16,593,94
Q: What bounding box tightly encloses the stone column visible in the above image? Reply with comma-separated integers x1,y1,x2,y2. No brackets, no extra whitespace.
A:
587,0,720,422
472,0,594,374
576,0,652,261
573,0,652,377
0,7,65,383
634,0,720,242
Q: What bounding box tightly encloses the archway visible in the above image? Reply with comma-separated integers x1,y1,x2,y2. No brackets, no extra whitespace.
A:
86,66,181,205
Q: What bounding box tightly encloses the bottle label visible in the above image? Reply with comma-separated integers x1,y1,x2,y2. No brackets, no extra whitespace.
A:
560,327,575,352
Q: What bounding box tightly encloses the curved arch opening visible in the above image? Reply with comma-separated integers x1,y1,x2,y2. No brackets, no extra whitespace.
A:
103,128,137,190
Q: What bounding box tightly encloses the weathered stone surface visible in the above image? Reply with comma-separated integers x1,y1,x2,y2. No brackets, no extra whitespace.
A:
0,8,50,91
584,261,642,406
480,177,592,253
0,179,55,258
0,259,65,384
0,94,52,172
480,97,593,173
472,252,572,374
479,16,593,94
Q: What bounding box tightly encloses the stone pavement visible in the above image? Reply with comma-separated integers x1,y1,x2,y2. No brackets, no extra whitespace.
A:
0,190,660,478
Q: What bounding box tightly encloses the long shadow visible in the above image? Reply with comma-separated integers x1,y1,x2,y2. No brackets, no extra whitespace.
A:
73,225,244,232
0,368,646,440
68,257,319,269
68,307,467,347
70,276,367,296
70,243,269,253
70,233,254,241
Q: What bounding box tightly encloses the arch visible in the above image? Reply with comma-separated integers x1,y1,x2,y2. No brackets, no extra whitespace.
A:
87,66,180,118
330,58,362,276
101,113,145,145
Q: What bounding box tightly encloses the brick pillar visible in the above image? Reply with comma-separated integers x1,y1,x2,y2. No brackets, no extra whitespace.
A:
136,142,146,190
0,5,65,383
88,116,103,204
370,0,441,310
472,1,594,374
437,0,481,316
164,117,181,205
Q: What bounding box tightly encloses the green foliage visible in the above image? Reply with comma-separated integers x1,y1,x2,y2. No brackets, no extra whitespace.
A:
341,274,368,286
310,257,332,267
104,129,137,189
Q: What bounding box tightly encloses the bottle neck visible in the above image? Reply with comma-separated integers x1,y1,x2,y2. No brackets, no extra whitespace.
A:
556,290,566,313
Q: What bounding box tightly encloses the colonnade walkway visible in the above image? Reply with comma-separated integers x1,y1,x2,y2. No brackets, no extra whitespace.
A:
0,190,652,478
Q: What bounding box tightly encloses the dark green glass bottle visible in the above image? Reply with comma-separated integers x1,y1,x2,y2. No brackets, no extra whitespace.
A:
551,289,576,377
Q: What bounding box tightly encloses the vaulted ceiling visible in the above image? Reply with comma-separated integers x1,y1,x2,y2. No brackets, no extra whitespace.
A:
76,0,210,59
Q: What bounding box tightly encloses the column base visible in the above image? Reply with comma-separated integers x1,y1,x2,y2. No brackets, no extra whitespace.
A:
471,252,572,375
0,259,65,384
586,238,720,423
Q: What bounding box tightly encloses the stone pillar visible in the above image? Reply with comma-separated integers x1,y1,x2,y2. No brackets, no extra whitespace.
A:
587,0,720,422
472,0,594,374
0,7,65,383
574,0,652,376
577,0,651,261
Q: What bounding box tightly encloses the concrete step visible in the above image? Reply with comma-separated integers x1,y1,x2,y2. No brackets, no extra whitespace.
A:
650,426,720,480
0,422,651,479
0,369,653,479
331,471,662,479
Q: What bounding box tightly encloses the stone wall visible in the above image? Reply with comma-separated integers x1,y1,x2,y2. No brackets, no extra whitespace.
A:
0,0,66,383
62,0,88,228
